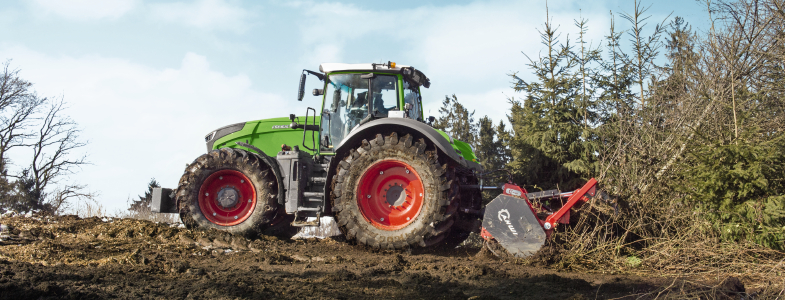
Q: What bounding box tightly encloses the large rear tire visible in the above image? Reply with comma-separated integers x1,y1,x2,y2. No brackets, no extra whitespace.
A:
175,148,278,236
331,133,455,250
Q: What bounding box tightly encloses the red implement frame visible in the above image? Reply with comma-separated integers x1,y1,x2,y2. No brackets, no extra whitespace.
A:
496,178,598,239
541,178,597,234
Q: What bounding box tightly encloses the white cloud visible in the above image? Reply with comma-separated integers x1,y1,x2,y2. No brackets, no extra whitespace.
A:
0,45,289,212
148,0,252,33
298,2,386,45
30,0,138,21
299,43,342,67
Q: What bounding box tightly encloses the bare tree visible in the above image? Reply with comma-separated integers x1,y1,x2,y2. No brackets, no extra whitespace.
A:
0,60,91,214
0,60,43,174
25,97,90,213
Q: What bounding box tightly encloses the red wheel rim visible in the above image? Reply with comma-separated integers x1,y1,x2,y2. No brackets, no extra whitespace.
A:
198,169,256,226
356,160,424,230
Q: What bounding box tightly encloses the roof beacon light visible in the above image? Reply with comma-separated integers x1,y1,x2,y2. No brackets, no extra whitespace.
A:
389,62,396,69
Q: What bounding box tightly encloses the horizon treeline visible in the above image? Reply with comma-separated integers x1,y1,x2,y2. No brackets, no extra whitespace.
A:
434,0,785,250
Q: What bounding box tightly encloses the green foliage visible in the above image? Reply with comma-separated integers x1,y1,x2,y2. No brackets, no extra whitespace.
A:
128,178,160,215
619,0,669,105
507,12,597,190
500,0,785,258
593,12,636,129
0,168,50,213
475,116,510,172
573,15,602,129
475,117,512,201
626,255,642,267
433,94,477,147
678,140,785,249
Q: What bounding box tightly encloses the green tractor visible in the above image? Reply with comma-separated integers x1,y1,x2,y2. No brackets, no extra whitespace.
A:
153,62,485,249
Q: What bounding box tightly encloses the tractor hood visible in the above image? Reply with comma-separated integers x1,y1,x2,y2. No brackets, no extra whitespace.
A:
205,116,320,156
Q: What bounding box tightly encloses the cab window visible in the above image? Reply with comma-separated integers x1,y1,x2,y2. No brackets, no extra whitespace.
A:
370,75,398,117
403,80,422,121
321,73,400,150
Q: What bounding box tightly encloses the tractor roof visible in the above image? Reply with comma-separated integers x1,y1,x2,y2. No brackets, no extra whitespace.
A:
318,63,430,88
318,63,411,73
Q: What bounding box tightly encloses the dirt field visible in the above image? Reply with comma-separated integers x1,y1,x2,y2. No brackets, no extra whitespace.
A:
0,215,755,299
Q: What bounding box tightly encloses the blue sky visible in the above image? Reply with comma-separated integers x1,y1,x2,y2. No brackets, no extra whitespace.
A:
0,0,709,213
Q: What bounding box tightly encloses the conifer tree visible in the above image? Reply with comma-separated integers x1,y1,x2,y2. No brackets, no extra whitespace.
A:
129,178,160,216
475,116,506,172
508,6,593,190
620,0,669,107
433,94,477,147
573,14,601,129
592,11,637,185
495,120,512,170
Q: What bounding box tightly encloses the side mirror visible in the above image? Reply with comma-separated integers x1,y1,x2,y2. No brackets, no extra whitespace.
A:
297,73,306,101
289,114,297,128
312,89,324,96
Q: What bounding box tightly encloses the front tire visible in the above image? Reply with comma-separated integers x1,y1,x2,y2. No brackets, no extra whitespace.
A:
176,148,278,236
331,133,455,250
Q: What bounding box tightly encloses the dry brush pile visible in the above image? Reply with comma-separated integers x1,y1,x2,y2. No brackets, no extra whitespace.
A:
502,0,785,291
428,0,785,291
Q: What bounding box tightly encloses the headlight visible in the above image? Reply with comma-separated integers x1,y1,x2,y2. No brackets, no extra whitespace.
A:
204,122,246,153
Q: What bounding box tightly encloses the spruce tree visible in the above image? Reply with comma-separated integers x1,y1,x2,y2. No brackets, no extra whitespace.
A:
573,14,602,130
678,140,785,250
508,7,593,190
0,169,41,213
475,116,506,172
495,120,512,168
592,10,637,187
433,94,477,147
129,178,160,216
620,0,669,107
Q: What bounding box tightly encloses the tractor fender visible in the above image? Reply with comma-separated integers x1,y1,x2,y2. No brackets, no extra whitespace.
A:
335,118,482,172
234,142,286,206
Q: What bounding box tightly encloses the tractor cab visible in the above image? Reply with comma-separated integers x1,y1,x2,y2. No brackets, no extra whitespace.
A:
298,62,430,151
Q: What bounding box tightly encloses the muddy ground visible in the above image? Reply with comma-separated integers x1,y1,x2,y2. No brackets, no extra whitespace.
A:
0,215,755,299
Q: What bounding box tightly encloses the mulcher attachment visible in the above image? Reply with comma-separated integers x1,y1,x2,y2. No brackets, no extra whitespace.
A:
481,178,598,258
482,193,547,257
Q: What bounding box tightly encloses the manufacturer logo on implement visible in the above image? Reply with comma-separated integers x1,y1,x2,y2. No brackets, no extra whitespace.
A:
497,209,519,236
505,188,522,197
